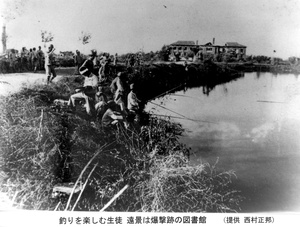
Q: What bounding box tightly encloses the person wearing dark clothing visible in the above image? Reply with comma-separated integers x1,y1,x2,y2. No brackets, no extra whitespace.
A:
28,49,33,71
79,50,98,87
37,46,44,70
32,47,38,72
20,47,28,70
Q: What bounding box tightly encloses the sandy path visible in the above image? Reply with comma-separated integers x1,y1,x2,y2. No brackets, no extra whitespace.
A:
0,73,62,96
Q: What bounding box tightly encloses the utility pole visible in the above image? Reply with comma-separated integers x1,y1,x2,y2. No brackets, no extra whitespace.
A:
2,25,7,54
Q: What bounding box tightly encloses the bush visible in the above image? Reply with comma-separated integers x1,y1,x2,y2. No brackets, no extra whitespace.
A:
158,45,171,61
137,155,241,212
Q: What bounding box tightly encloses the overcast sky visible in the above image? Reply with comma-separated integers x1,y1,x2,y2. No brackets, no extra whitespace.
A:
1,0,300,58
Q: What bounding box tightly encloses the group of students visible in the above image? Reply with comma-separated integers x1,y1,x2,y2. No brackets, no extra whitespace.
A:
66,50,141,129
20,46,44,72
1,46,44,73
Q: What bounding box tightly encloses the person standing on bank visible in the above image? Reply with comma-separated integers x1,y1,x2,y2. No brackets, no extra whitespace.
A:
28,48,33,71
74,50,83,75
37,46,44,70
32,47,38,73
20,47,28,71
45,44,56,84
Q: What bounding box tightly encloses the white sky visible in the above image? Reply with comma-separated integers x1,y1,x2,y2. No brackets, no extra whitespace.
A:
1,0,300,58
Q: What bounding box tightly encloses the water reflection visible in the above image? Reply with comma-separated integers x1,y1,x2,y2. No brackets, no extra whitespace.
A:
176,72,245,97
147,72,300,212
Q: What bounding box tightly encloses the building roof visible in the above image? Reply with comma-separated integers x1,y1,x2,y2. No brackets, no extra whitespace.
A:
170,41,196,46
225,42,246,47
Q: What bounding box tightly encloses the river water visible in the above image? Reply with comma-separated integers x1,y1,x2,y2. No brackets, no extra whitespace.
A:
147,72,300,213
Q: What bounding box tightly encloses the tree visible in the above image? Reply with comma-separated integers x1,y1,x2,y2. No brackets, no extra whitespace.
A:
79,31,92,45
158,45,171,61
1,0,28,22
41,30,54,48
288,56,296,64
2,25,8,53
186,50,194,59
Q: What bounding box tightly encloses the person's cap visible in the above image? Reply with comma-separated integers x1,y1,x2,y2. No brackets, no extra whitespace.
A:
89,49,97,56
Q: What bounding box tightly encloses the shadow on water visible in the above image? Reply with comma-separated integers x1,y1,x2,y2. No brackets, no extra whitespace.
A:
149,72,300,213
170,71,245,97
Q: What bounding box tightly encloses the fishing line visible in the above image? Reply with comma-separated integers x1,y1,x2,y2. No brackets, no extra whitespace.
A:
149,101,216,124
151,113,215,124
167,93,203,101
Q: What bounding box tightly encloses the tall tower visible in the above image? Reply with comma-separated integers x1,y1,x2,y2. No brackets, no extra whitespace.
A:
2,25,7,53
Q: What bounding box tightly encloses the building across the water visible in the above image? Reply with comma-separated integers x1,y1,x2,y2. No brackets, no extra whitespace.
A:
168,39,247,59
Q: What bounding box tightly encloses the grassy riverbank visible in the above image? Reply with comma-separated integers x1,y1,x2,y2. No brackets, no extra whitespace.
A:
0,75,242,212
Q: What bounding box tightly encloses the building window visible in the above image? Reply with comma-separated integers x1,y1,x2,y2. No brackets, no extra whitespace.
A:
240,49,244,53
206,48,212,51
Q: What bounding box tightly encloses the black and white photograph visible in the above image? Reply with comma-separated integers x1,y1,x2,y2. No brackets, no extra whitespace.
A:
0,0,300,225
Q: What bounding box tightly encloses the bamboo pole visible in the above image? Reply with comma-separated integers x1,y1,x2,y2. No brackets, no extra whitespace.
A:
99,184,129,212
71,163,98,211
37,109,44,142
64,141,116,211
10,191,19,208
54,201,61,211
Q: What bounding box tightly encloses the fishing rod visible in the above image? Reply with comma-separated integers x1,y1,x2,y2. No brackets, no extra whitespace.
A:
151,113,215,124
149,101,187,118
168,93,203,101
149,101,216,124
257,100,286,104
149,83,186,101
